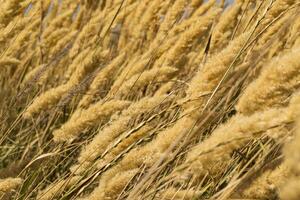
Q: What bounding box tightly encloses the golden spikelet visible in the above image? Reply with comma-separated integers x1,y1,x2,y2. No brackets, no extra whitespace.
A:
87,116,195,199
183,108,290,178
53,99,131,142
0,16,31,51
236,47,300,115
23,48,109,117
23,84,70,118
78,52,127,108
75,95,172,174
48,30,77,59
95,124,153,169
0,57,20,67
210,2,242,51
114,66,178,99
163,8,220,68
185,31,250,113
5,18,40,58
69,12,105,58
279,98,300,199
42,9,75,39
262,0,296,26
2,0,300,199
0,178,22,195
158,188,198,200
85,169,139,200
238,163,289,199
0,0,28,27
158,0,188,35
133,0,165,44
37,176,81,200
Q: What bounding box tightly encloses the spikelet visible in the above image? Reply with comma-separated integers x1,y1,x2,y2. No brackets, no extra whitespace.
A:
71,4,85,30
157,0,187,35
37,176,81,200
255,12,293,50
158,188,198,200
65,48,91,79
60,0,81,12
279,101,300,199
192,0,216,17
75,95,171,174
87,116,195,199
107,56,145,94
283,127,300,175
185,32,250,113
85,169,139,200
154,82,175,96
23,83,71,118
96,124,153,169
78,53,126,108
0,0,28,27
101,169,138,199
183,107,290,179
126,0,153,33
42,9,75,39
176,93,300,185
69,12,105,58
42,27,75,61
239,163,289,199
53,99,131,142
282,95,300,170
41,0,59,23
0,57,20,67
101,3,139,50
43,28,71,51
286,15,300,48
262,0,296,26
11,51,35,85
0,177,22,194
5,18,40,58
210,2,242,51
236,47,300,115
48,30,77,59
114,66,178,99
23,48,109,117
149,1,216,54
190,0,203,8
163,8,220,68
141,0,167,42
0,16,31,51
133,0,165,44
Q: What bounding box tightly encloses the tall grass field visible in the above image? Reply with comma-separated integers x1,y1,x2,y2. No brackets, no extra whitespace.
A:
0,0,300,199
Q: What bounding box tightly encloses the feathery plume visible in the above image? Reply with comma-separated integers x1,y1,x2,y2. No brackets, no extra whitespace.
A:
183,108,290,179
239,163,289,199
53,100,131,142
210,2,242,51
0,177,22,195
114,66,178,99
236,47,300,115
37,176,81,200
78,53,126,108
75,95,172,174
185,31,250,113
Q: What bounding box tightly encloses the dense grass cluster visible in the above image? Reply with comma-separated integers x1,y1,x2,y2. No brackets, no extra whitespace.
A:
0,0,300,199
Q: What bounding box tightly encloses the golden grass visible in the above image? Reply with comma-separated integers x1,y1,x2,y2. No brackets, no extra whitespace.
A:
0,0,300,199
